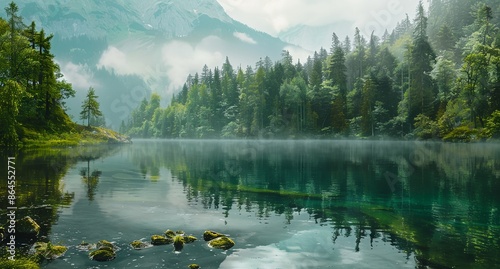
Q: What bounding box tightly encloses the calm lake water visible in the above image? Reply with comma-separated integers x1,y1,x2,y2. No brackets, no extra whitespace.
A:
1,140,500,268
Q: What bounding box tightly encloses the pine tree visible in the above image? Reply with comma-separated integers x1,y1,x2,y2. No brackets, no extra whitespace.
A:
80,87,103,127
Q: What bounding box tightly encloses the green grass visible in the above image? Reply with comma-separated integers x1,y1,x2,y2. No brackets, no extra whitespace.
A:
19,125,129,149
0,257,40,269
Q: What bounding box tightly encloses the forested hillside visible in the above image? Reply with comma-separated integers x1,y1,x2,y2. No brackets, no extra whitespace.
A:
0,2,123,148
0,2,76,147
122,1,500,141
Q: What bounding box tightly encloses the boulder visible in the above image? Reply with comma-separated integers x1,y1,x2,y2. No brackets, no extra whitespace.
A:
203,230,224,241
208,236,235,250
151,235,172,245
89,239,117,261
184,235,197,243
130,240,151,250
89,249,116,262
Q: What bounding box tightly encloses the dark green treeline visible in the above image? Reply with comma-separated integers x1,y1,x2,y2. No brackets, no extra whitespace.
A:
122,1,500,140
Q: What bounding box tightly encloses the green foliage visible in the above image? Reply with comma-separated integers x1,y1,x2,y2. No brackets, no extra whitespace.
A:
485,110,500,138
414,114,440,139
117,1,500,142
0,2,76,147
443,126,479,142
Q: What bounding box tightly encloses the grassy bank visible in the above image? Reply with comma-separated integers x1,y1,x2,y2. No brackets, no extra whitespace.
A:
18,124,131,148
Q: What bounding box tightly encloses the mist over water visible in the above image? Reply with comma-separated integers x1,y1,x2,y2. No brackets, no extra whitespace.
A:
1,140,499,268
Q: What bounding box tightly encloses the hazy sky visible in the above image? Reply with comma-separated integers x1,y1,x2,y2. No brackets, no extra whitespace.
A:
217,0,425,37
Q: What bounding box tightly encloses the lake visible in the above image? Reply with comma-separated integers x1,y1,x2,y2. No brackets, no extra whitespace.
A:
1,140,499,268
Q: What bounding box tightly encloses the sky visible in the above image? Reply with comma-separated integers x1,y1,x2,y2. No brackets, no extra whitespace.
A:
217,0,425,38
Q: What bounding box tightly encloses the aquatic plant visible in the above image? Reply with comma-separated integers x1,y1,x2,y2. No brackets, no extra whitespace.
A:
188,264,200,269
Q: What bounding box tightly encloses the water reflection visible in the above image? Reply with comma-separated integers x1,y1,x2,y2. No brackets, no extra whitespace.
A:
127,140,500,268
0,145,121,252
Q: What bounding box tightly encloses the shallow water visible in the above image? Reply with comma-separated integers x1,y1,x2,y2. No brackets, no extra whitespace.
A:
1,140,499,268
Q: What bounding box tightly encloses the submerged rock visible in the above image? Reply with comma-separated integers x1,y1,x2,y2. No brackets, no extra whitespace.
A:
208,236,235,250
32,242,68,260
188,264,200,269
203,230,224,241
151,235,172,245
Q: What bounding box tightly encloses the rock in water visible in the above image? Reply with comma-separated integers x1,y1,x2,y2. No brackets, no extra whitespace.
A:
32,242,68,260
89,249,116,262
151,235,172,245
203,230,224,241
89,239,117,261
208,236,235,250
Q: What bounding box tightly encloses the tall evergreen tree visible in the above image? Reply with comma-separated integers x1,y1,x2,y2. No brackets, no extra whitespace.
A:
80,87,103,127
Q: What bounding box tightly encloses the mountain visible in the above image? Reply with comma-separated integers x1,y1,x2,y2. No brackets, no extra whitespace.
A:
11,0,294,129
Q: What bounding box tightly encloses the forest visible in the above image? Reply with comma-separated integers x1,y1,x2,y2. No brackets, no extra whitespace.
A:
122,0,500,141
0,2,75,147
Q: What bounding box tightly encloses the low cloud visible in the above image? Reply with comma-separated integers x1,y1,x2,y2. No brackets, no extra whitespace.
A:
96,46,140,76
233,32,257,44
161,36,225,89
59,61,97,89
218,0,421,36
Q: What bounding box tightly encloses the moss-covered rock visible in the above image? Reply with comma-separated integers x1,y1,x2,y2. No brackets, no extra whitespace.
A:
184,235,197,243
76,241,96,251
203,230,224,241
33,242,68,260
165,229,176,238
151,235,172,245
208,236,235,250
89,249,116,262
173,235,184,251
16,216,40,241
130,240,151,250
96,240,115,250
188,264,200,269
